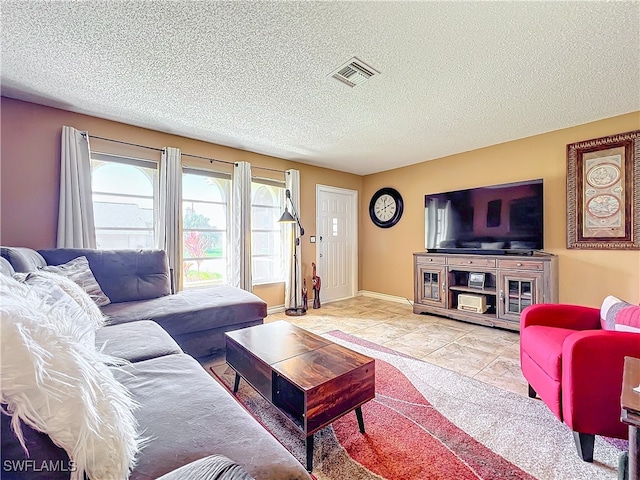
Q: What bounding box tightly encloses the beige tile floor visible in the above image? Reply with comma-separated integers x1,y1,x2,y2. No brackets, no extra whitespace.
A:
266,295,530,397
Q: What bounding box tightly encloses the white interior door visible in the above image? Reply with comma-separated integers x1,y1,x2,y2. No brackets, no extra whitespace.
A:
316,185,358,303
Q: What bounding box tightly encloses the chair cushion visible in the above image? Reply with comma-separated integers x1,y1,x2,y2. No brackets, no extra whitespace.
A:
520,325,577,381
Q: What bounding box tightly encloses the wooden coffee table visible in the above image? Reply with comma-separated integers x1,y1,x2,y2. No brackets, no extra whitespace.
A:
225,321,375,471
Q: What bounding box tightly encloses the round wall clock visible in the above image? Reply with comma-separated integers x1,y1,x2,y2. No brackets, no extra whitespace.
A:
369,187,404,228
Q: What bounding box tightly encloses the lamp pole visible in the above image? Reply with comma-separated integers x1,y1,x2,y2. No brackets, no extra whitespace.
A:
279,189,306,316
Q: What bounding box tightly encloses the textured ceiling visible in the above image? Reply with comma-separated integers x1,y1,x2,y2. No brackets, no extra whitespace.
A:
2,1,639,175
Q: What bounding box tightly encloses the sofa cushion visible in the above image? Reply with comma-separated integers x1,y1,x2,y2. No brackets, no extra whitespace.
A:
38,248,171,303
96,320,182,362
101,286,267,359
114,353,310,480
519,325,578,381
0,247,46,273
41,256,111,306
168,319,263,361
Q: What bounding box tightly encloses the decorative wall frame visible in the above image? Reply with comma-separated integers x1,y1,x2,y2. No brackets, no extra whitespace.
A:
567,129,640,249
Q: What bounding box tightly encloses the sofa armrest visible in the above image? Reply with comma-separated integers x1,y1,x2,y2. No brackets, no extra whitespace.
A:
520,303,601,331
561,330,640,437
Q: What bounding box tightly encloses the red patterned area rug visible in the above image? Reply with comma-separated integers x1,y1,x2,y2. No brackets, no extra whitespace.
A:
210,330,622,480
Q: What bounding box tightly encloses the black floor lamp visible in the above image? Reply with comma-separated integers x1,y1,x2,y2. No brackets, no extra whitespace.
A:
278,189,306,316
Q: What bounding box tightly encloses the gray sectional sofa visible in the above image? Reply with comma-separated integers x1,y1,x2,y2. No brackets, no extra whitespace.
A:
4,247,267,363
1,247,311,480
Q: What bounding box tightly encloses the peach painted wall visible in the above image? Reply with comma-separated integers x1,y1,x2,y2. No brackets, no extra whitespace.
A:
0,97,362,308
2,97,638,308
361,111,640,307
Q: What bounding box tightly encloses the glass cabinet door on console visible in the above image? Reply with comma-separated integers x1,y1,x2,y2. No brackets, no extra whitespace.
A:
498,272,543,322
416,266,447,308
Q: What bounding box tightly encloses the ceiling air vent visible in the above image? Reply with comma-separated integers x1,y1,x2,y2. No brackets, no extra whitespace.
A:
329,57,380,87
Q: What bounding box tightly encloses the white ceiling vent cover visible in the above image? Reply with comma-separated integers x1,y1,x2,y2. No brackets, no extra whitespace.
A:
329,57,380,87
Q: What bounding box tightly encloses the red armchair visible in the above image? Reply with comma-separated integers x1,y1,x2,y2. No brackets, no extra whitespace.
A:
520,303,640,462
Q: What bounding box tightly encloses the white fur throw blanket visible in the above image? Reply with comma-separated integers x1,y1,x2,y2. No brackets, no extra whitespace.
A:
0,274,142,480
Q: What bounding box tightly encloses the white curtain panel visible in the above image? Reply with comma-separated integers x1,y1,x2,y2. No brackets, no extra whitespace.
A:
57,126,96,248
232,161,252,291
284,169,301,309
158,147,182,292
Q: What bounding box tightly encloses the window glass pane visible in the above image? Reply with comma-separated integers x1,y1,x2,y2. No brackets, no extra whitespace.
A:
252,205,280,229
253,256,283,284
251,183,286,284
184,202,227,228
183,174,225,202
254,186,276,206
183,258,227,286
183,230,227,258
92,159,157,250
253,231,276,255
182,173,230,287
93,162,154,196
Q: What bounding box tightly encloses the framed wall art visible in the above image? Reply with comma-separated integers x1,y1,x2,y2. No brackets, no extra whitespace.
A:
567,129,640,249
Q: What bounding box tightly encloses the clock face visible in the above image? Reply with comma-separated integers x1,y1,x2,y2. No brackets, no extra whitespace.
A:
369,187,404,228
374,194,397,221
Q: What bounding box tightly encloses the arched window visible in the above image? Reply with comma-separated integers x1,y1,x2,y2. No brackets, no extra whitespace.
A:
91,155,158,250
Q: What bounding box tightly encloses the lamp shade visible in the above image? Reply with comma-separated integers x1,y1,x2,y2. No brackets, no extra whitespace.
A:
278,208,296,223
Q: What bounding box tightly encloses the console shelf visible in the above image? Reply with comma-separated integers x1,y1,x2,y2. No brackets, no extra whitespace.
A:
413,251,558,331
449,285,497,294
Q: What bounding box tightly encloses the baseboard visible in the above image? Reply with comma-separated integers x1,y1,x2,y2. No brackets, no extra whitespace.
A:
267,305,286,315
268,292,413,313
358,290,413,305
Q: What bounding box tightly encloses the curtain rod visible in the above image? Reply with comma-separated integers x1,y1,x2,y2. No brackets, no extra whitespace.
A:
252,165,287,174
83,133,288,174
253,175,285,185
84,134,164,152
181,152,235,166
181,154,287,174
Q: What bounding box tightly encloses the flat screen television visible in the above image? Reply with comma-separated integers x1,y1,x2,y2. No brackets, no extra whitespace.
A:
424,179,543,254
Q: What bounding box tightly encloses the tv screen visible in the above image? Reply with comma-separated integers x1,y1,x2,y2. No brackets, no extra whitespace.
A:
424,179,543,253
